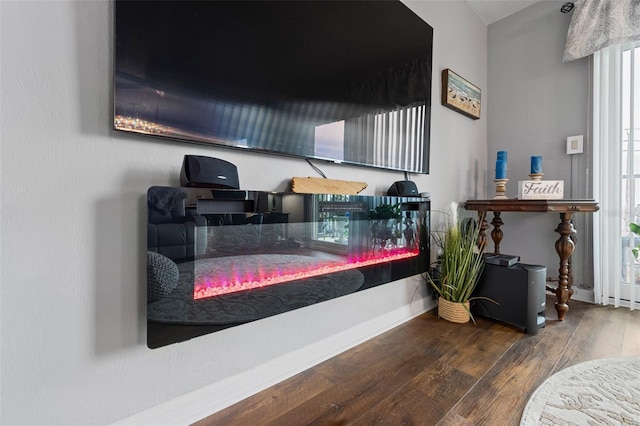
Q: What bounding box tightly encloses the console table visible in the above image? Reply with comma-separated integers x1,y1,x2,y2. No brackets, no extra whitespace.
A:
464,199,599,321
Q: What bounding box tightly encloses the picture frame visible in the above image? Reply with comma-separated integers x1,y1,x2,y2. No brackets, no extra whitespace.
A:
441,69,481,120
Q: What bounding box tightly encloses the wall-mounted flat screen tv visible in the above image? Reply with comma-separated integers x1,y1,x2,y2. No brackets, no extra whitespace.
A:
114,1,433,174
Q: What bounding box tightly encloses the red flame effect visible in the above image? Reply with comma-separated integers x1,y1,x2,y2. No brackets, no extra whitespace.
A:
193,248,420,300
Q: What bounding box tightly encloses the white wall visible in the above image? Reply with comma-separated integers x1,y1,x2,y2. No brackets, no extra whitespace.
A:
487,2,593,296
0,1,487,424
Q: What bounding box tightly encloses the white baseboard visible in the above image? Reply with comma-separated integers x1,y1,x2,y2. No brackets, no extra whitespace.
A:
605,297,640,309
554,288,640,309
571,288,595,304
114,299,434,426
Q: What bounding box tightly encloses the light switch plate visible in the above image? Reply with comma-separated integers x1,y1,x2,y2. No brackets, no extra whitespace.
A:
567,135,583,154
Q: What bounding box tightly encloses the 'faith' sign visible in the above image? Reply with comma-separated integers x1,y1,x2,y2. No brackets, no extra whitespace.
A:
518,180,564,199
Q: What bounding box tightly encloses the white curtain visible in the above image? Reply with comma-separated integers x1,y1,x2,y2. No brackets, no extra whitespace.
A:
593,45,624,307
593,42,640,309
564,0,640,63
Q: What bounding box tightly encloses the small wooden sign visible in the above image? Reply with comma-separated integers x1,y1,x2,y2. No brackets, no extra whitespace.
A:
291,177,367,195
518,180,564,199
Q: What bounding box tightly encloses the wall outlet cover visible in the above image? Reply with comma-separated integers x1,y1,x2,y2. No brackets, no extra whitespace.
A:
566,135,584,154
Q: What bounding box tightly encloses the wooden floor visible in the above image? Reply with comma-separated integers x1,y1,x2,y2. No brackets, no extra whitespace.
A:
194,296,640,425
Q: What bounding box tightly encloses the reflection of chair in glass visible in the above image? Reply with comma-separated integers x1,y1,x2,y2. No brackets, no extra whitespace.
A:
147,186,207,262
206,213,264,254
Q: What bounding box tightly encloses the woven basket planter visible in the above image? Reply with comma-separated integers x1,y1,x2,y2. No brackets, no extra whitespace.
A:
438,297,470,323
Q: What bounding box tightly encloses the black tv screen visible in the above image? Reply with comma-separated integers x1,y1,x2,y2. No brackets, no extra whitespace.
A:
114,1,433,174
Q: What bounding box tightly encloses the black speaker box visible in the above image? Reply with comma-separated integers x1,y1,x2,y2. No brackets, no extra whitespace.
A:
387,180,418,196
472,261,546,335
180,155,240,189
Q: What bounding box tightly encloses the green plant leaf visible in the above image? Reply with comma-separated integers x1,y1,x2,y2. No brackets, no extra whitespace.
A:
630,223,640,261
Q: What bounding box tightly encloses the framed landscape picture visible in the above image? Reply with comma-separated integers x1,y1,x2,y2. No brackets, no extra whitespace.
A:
441,69,481,120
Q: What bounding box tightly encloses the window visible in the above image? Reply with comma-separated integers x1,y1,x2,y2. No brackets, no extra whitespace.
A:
594,41,640,309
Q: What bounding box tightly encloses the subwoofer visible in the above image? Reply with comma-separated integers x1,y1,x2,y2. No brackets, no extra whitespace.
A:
472,261,546,335
180,155,240,189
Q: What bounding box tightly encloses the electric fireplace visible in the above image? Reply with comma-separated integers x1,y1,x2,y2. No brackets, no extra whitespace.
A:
146,186,430,348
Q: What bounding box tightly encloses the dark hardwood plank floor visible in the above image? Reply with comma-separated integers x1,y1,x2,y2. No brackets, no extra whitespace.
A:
194,296,640,425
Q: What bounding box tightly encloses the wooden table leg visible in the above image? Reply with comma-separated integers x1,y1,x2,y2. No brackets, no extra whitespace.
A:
491,212,504,255
554,212,576,320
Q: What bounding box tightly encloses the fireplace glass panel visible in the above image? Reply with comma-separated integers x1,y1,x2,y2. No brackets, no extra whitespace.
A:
146,186,430,348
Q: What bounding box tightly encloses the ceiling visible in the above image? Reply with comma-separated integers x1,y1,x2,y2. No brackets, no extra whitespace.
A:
466,0,542,25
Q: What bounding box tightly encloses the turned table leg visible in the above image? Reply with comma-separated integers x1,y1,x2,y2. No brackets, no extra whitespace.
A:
554,212,576,320
490,212,504,255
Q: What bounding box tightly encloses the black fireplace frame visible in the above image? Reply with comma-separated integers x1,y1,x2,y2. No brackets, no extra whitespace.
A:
146,186,430,348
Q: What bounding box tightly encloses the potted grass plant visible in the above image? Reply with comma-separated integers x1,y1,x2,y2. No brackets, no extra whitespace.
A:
426,202,486,323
